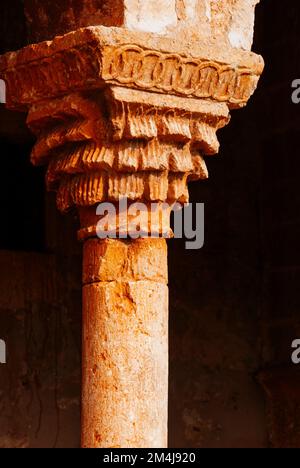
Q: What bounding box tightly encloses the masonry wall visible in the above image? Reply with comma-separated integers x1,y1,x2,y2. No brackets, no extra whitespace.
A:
0,0,299,448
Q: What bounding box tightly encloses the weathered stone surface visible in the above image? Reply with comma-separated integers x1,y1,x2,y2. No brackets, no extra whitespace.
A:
26,88,223,219
82,239,168,448
257,368,300,448
0,25,262,236
83,238,168,284
0,26,263,110
24,1,260,53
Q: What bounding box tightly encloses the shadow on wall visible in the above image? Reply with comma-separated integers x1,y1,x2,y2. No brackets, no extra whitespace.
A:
0,0,299,449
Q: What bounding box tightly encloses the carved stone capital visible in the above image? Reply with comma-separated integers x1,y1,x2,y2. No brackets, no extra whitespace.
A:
0,26,263,109
0,25,263,238
257,367,300,448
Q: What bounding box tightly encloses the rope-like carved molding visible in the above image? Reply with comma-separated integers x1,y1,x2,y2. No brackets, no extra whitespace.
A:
0,27,263,110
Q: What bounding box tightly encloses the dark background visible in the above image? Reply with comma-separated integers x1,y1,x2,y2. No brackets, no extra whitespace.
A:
0,0,300,448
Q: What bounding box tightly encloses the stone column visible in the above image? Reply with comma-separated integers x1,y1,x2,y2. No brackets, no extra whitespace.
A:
0,0,263,448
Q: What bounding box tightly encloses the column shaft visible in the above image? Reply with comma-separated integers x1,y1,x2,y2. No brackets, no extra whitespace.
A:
81,238,168,448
